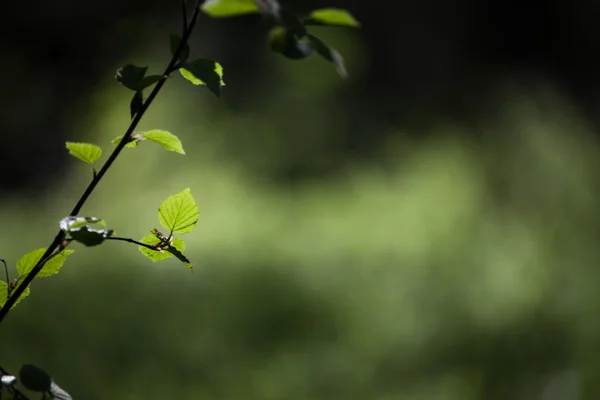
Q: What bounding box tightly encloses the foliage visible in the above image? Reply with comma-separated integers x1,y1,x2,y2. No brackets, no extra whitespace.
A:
0,0,360,398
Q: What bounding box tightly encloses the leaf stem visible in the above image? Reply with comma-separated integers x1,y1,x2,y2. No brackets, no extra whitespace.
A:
106,236,158,251
0,0,203,324
181,0,189,35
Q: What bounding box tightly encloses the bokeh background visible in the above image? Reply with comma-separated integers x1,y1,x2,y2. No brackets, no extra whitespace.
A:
2,0,600,399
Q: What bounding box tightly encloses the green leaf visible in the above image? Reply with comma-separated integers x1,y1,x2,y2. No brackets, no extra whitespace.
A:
16,248,75,278
179,59,225,97
201,0,259,17
70,226,114,247
307,34,347,78
115,64,148,91
0,281,30,309
111,134,142,148
306,8,360,27
130,91,144,119
158,188,199,234
19,365,51,392
65,142,103,164
141,130,185,154
268,27,313,60
138,235,186,263
170,34,190,63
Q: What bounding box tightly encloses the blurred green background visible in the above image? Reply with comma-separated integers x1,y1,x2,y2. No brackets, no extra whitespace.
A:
2,2,600,399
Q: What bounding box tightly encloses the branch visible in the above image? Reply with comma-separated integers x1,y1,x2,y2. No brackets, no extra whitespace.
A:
0,0,203,325
181,0,189,35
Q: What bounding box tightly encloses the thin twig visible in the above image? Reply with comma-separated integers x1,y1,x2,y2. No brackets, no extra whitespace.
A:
106,236,158,251
181,0,189,35
0,0,204,324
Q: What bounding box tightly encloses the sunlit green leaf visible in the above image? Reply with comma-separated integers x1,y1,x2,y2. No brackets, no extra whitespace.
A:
179,58,225,97
201,0,259,17
138,235,186,263
115,64,148,91
158,188,199,234
307,34,347,78
306,8,360,27
16,248,75,278
65,142,103,164
170,34,190,63
0,281,31,309
141,130,185,154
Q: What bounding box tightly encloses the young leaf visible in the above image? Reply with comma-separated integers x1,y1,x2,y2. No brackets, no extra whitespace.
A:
111,134,142,148
268,27,313,60
306,8,360,27
138,235,186,263
16,248,75,278
170,34,190,63
115,64,148,91
158,188,199,234
65,142,103,165
0,281,31,309
141,130,185,154
307,34,347,78
179,59,225,97
130,91,144,119
70,226,114,247
201,0,259,17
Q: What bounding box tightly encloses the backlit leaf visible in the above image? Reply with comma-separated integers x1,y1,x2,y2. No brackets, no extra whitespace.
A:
179,58,225,96
16,248,75,278
138,235,186,263
0,281,31,309
158,188,199,234
201,0,259,17
65,142,103,164
306,8,360,27
141,130,185,154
